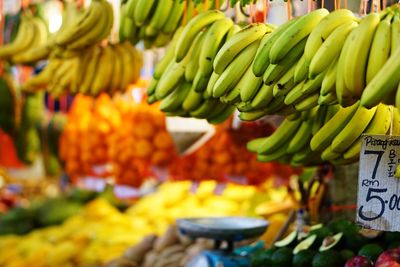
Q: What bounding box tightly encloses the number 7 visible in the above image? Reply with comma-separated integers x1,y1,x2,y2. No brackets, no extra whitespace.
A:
364,150,384,180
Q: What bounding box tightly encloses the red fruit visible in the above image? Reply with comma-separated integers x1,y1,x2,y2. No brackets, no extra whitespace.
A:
344,256,373,267
376,249,400,267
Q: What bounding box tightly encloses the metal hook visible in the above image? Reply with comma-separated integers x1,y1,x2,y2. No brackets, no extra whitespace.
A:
239,4,250,17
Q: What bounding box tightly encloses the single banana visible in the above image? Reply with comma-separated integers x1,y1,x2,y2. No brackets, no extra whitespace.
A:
301,70,327,95
79,45,101,95
257,142,290,162
90,45,113,96
366,13,393,84
392,14,400,52
239,109,268,121
310,102,359,151
213,23,268,74
284,80,306,106
293,54,309,83
287,120,313,154
360,44,400,108
252,19,298,76
309,20,358,78
207,105,235,125
258,119,302,154
134,0,156,26
190,99,220,119
162,0,185,34
238,65,263,102
331,105,377,153
294,93,319,112
304,9,355,64
269,9,329,64
185,31,206,82
205,72,220,98
212,40,260,98
147,0,173,32
175,10,225,62
159,82,191,112
198,18,234,77
320,58,338,96
318,92,338,106
110,45,124,93
23,59,61,91
263,38,307,85
155,60,186,99
182,86,204,112
343,13,380,98
251,84,274,109
311,105,328,135
153,27,183,79
273,64,296,97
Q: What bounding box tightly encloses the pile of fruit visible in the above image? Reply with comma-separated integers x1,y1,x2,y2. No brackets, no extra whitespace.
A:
169,119,300,184
251,220,400,267
247,103,400,165
107,225,215,267
0,180,281,267
108,99,177,187
60,93,177,187
59,94,118,178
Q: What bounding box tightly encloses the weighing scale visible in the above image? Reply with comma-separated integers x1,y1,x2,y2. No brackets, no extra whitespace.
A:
177,217,269,267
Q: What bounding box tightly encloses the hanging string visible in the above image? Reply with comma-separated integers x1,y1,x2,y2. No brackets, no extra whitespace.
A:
287,0,292,20
364,0,368,15
344,0,348,9
307,0,312,13
383,0,387,9
215,0,220,10
321,0,325,8
204,0,209,11
334,0,337,10
263,0,269,23
182,0,188,25
249,2,255,23
337,0,341,9
377,0,381,12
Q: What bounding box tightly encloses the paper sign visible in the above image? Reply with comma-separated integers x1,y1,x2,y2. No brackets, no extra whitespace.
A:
356,134,400,231
166,117,215,155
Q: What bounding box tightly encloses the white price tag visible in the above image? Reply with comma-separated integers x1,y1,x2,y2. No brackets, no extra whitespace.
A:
357,134,400,231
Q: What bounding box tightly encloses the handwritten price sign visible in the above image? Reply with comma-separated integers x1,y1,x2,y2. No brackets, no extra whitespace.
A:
357,134,400,231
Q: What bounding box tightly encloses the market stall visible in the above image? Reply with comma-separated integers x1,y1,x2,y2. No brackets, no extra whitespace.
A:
1,0,400,266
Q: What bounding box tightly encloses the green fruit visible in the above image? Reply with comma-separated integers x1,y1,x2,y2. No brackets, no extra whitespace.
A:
294,234,317,254
341,249,355,261
358,243,384,262
251,248,276,266
293,249,316,267
344,232,368,252
328,220,358,233
388,241,400,249
271,247,293,266
383,232,400,243
312,250,345,267
275,230,298,248
310,226,333,244
319,233,343,251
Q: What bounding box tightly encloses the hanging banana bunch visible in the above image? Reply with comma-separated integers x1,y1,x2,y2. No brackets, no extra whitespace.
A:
23,42,142,98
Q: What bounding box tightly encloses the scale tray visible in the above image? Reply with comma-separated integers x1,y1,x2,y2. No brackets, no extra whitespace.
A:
177,217,269,242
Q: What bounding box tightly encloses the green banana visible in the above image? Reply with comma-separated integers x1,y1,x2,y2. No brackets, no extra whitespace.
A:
212,40,260,98
198,18,234,77
269,9,329,64
310,102,359,151
175,10,225,62
331,105,377,153
213,23,268,75
159,82,191,112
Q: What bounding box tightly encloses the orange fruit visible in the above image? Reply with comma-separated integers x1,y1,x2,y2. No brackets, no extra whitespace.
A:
153,131,173,149
135,122,155,138
135,139,153,158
